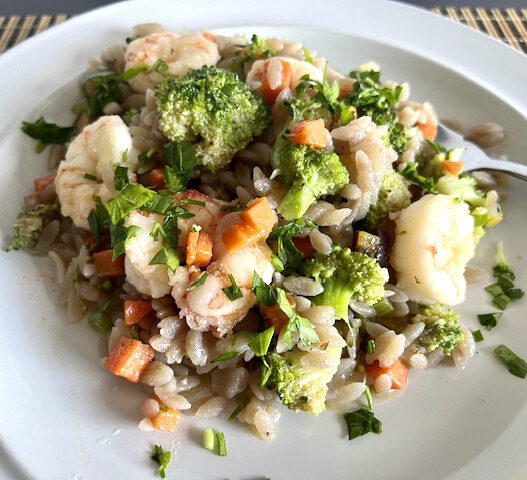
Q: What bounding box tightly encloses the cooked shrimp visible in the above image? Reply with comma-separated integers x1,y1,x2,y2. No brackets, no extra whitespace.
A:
173,189,226,248
246,56,323,92
124,210,171,298
170,212,274,337
125,32,220,92
55,115,139,230
123,191,225,298
391,194,475,306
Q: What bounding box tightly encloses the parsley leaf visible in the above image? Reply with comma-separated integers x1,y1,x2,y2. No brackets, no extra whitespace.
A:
114,165,129,191
186,272,208,291
104,183,156,224
477,312,502,331
472,329,484,342
163,141,200,193
252,271,277,307
249,326,275,357
494,344,527,378
276,288,319,348
344,408,382,440
232,35,276,73
211,351,239,363
129,326,139,340
83,173,97,181
21,117,76,152
87,300,112,334
149,247,180,272
222,274,243,301
269,219,317,271
228,397,250,422
109,221,140,260
151,444,172,479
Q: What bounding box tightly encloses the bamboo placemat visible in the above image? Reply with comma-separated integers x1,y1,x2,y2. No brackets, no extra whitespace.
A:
0,9,526,54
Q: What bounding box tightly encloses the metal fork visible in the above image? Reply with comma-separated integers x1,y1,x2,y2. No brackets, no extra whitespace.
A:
436,123,527,181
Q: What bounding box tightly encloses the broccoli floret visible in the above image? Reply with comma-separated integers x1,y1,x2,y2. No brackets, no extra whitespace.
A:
302,245,387,319
273,142,349,220
265,348,341,415
414,304,464,355
5,203,58,251
155,66,270,172
436,174,502,237
363,169,412,229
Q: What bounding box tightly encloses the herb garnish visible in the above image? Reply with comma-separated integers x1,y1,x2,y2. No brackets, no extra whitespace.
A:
477,312,502,331
228,397,251,422
401,163,438,193
269,219,317,271
343,408,382,440
186,272,208,291
114,165,129,191
494,344,527,379
211,351,239,363
21,117,76,152
249,326,275,357
222,274,243,301
87,300,112,334
151,444,172,479
252,271,277,307
163,141,200,193
472,330,484,343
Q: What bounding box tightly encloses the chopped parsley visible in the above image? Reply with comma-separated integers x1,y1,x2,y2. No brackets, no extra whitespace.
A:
104,183,157,224
472,329,484,342
83,173,97,181
228,397,251,422
21,117,76,152
269,219,316,271
163,141,200,193
87,301,112,334
180,198,206,207
114,165,129,191
186,272,208,291
344,408,382,440
211,351,239,363
276,288,319,348
401,163,438,193
366,339,376,354
494,344,527,379
477,312,502,331
151,444,171,479
149,247,180,272
222,274,243,301
129,326,139,340
232,35,276,73
138,147,157,165
252,271,277,307
109,221,140,260
249,326,275,357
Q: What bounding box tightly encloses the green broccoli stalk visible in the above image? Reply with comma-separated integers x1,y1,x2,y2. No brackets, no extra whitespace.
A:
265,348,341,415
414,304,464,355
5,203,58,251
362,169,412,229
155,66,270,172
302,245,387,319
273,142,349,220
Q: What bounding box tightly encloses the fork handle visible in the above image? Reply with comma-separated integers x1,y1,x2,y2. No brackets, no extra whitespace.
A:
467,158,527,182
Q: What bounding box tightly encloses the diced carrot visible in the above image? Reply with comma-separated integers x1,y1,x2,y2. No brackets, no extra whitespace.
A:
222,221,264,252
150,403,181,432
260,59,292,104
443,160,464,176
124,299,153,327
222,197,276,252
93,249,125,278
150,168,165,191
240,197,276,234
34,174,55,193
365,359,409,390
104,336,155,383
292,236,314,259
186,229,213,267
290,119,329,149
416,122,438,140
202,31,216,43
262,295,295,332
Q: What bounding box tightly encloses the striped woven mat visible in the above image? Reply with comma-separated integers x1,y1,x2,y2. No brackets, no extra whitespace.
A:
0,9,526,54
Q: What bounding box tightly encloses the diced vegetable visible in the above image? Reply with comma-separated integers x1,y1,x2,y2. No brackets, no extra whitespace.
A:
222,197,276,252
365,359,409,390
494,344,527,379
93,249,125,278
124,299,153,327
186,229,213,267
103,336,155,383
150,168,166,191
203,428,215,451
150,403,181,432
442,160,463,176
416,122,438,140
292,236,314,259
34,174,56,193
151,444,172,479
343,408,382,440
290,119,329,149
216,431,227,456
261,59,292,104
240,197,276,233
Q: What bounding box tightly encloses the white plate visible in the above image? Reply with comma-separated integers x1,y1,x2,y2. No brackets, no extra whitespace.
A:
1,1,527,479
